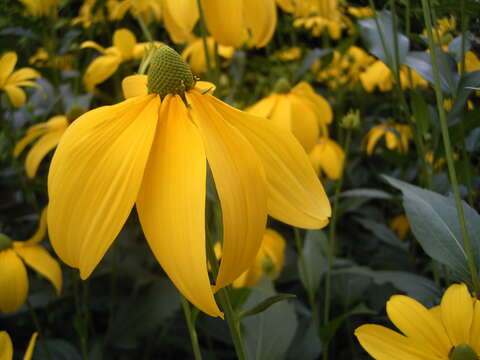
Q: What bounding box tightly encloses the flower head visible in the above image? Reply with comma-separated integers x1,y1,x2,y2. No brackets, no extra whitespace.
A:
0,52,41,108
107,0,163,23
0,209,62,314
363,123,412,155
0,331,37,360
360,61,427,92
355,283,480,360
309,137,345,180
248,80,332,152
47,45,330,318
19,0,59,17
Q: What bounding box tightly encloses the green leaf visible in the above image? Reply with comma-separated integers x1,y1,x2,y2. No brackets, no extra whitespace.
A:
410,90,430,136
239,293,296,319
339,188,392,200
449,71,480,121
358,10,410,69
353,217,408,252
448,33,471,62
298,230,327,293
34,339,82,360
383,175,480,283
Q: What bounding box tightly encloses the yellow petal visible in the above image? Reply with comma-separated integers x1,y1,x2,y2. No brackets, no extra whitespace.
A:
269,95,291,129
25,129,65,178
209,94,331,229
23,207,48,246
0,331,13,360
83,55,121,92
8,68,41,84
355,324,431,360
202,0,245,47
0,249,28,313
4,85,26,108
47,95,159,278
122,74,148,99
14,128,47,158
309,138,345,180
441,283,473,346
247,95,277,118
385,129,398,150
136,95,221,318
364,127,384,155
262,228,286,276
23,333,38,360
194,80,216,94
0,52,17,87
386,295,452,357
243,0,277,48
288,94,319,152
470,300,480,353
113,28,136,60
163,0,198,43
80,41,106,54
291,82,332,124
187,91,268,291
13,244,62,295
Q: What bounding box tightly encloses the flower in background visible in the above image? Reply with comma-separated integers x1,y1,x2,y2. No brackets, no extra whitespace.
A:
273,47,302,62
347,6,373,18
355,283,480,360
81,28,160,92
162,0,199,44
309,137,345,180
0,52,41,108
0,332,38,360
181,37,234,75
47,46,331,318
72,0,106,28
423,16,456,45
18,0,59,17
363,123,412,155
389,215,410,240
0,209,62,314
248,80,332,152
360,61,427,92
107,0,163,24
202,0,277,48
29,48,73,71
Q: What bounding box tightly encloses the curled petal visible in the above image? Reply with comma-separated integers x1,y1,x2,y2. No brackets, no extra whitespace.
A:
80,41,106,54
8,68,41,84
113,29,136,60
83,55,122,92
244,0,277,48
4,85,26,108
163,0,198,44
23,333,38,360
202,0,245,47
25,129,65,178
0,331,13,360
23,207,48,246
0,249,28,313
122,74,148,99
0,52,17,87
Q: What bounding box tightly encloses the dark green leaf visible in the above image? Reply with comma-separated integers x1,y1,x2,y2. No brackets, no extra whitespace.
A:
239,293,296,319
298,230,327,293
410,90,430,135
449,71,480,120
353,217,408,251
448,33,471,62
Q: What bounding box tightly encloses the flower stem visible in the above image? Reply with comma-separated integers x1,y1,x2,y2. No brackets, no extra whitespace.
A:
420,0,480,295
180,296,203,360
137,14,154,42
196,0,214,81
323,129,352,360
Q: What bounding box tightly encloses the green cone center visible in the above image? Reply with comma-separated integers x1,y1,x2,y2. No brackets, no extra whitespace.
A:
0,233,13,251
449,344,478,360
147,45,195,99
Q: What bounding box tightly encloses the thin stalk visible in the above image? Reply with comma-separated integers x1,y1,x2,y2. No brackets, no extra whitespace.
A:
181,296,203,360
196,0,214,81
26,299,53,360
421,0,480,295
323,130,352,360
137,14,154,42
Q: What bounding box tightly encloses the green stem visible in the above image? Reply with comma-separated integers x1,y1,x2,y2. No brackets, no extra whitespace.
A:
421,0,480,295
137,14,154,42
180,296,203,360
323,130,352,360
26,299,53,360
196,0,214,81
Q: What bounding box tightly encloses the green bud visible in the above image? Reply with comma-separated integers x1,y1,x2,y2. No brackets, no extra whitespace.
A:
340,109,361,130
449,344,478,360
273,78,291,94
0,233,12,251
147,45,195,99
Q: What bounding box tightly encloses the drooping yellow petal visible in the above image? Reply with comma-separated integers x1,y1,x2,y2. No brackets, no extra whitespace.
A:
0,331,13,360
136,95,221,318
269,95,291,130
0,52,17,87
291,82,332,124
440,283,473,346
470,300,480,354
23,333,38,360
14,129,47,158
163,0,198,43
288,94,319,152
25,129,65,178
364,127,384,155
355,325,431,360
4,85,26,108
122,74,148,99
194,81,216,94
243,0,277,48
248,95,277,118
0,249,28,313
23,207,47,246
48,95,159,279
13,244,62,295
8,68,41,84
83,55,122,92
385,129,398,150
386,295,452,357
210,94,331,229
202,0,245,47
80,41,107,54
309,138,345,180
113,29,136,60
187,91,268,291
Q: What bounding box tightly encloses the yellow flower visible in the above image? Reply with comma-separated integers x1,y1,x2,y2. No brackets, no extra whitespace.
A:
162,0,199,44
389,215,410,240
202,0,277,48
363,123,412,155
444,98,473,111
273,47,302,62
355,283,480,360
47,46,331,318
14,115,72,178
233,229,286,288
107,0,163,23
0,332,38,360
181,37,234,75
309,137,345,180
0,52,41,108
422,16,456,45
18,0,59,17
248,80,332,152
347,6,373,18
81,28,160,92
72,0,106,28
0,209,62,314
29,48,73,71
360,61,427,92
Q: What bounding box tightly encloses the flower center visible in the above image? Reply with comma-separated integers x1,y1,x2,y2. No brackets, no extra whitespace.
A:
0,233,12,251
273,78,291,94
449,344,479,360
147,45,195,100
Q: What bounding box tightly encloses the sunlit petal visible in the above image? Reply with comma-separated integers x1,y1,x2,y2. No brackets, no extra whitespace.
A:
122,74,148,99
25,129,64,178
0,249,28,313
289,94,319,152
113,29,136,60
23,333,38,360
163,0,198,44
243,0,276,47
4,85,26,108
0,331,13,360
202,0,245,47
83,55,121,92
440,283,473,346
23,207,48,246
80,41,107,53
8,68,41,83
0,52,17,87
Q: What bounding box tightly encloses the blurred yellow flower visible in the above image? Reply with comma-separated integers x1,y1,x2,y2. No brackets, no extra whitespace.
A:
0,332,38,360
423,16,456,45
465,51,480,73
360,61,427,92
29,48,73,71
248,80,332,152
389,215,410,240
233,229,286,288
347,6,373,18
355,283,480,360
181,37,234,75
47,46,330,318
0,209,62,314
444,98,473,111
273,47,302,61
202,0,277,48
363,123,412,155
18,0,58,17
72,0,106,28
309,137,345,180
0,52,41,108
81,28,159,92
107,0,162,23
